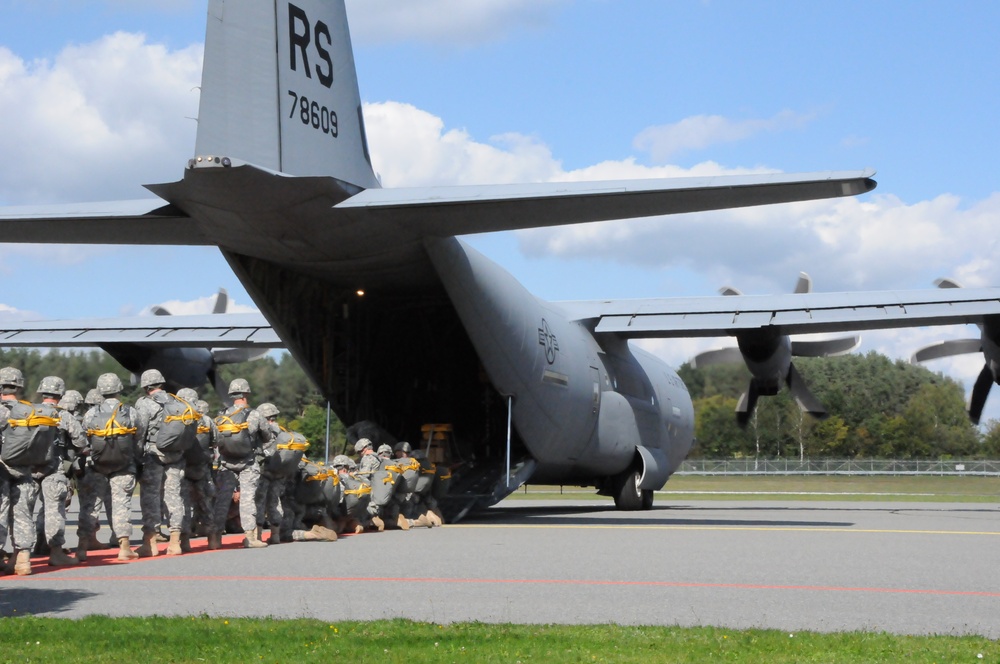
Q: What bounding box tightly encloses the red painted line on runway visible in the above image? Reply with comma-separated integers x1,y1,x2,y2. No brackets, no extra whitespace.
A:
9,574,999,598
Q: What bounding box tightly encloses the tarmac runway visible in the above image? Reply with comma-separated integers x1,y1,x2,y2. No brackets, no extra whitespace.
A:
1,497,998,636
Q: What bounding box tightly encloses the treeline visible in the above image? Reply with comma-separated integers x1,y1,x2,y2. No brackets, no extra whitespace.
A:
678,351,1000,460
0,348,351,458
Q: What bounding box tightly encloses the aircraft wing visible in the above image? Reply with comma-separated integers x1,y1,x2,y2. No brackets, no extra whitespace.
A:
0,313,280,348
558,287,1000,338
0,199,206,245
335,169,876,236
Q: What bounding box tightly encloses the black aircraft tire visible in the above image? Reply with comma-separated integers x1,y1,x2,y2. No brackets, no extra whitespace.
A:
613,469,645,511
641,487,654,510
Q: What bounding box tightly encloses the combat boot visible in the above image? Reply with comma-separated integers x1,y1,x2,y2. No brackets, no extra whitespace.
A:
165,531,183,556
88,532,112,549
207,531,223,550
269,526,281,545
396,514,411,531
412,514,432,528
135,532,159,558
179,534,193,553
75,540,88,562
48,546,80,567
309,524,338,541
242,527,268,549
117,537,139,561
370,516,385,532
154,528,169,543
425,511,442,527
13,549,32,576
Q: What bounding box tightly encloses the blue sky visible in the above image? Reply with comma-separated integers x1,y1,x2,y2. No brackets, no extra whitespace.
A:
1,1,999,418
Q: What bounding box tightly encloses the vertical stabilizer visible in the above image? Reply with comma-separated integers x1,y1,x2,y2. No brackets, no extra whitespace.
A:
195,0,379,189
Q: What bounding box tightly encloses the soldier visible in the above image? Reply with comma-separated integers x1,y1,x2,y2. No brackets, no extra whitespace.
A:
254,402,285,545
354,438,384,529
2,375,86,575
176,390,219,551
76,387,118,555
394,441,437,527
134,369,195,557
80,373,144,562
213,378,273,548
0,366,23,571
36,377,88,565
332,454,369,534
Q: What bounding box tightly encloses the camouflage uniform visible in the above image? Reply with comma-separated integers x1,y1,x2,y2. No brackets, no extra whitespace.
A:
1,381,86,557
0,395,16,556
180,397,218,543
254,412,284,536
80,396,145,543
135,390,186,537
213,403,272,538
72,389,113,546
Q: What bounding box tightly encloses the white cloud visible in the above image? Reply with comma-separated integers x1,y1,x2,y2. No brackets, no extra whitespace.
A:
346,0,566,45
0,33,201,206
633,110,815,163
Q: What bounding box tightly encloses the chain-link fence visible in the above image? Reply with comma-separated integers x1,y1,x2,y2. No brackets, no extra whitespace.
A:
677,458,1000,476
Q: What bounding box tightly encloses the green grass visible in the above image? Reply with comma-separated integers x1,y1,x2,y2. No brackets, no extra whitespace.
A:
506,475,1000,503
0,617,995,663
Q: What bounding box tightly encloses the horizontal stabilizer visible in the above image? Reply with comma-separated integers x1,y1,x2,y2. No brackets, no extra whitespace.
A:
0,200,203,245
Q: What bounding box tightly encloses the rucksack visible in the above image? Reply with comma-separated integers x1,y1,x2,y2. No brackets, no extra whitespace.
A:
215,406,253,460
183,416,213,480
340,471,372,519
263,428,310,478
150,392,198,453
295,459,336,506
84,401,137,475
1,400,60,467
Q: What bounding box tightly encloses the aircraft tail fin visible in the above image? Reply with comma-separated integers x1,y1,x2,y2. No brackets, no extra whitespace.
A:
195,0,379,189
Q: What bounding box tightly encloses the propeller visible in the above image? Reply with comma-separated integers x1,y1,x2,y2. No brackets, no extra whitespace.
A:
910,278,1000,424
691,272,860,428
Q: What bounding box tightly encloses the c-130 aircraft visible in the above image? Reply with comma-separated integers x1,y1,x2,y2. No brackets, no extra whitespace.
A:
2,0,1000,517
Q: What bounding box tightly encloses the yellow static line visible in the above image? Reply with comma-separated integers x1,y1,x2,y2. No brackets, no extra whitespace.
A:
451,524,1000,535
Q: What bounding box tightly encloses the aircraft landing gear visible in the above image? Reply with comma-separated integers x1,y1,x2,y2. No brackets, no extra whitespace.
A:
612,468,654,511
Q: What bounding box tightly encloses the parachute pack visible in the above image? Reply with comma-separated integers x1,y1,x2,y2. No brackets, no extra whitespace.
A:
215,406,253,460
150,391,199,453
85,401,137,475
263,428,310,478
183,418,214,481
295,459,339,507
340,471,372,520
1,400,60,467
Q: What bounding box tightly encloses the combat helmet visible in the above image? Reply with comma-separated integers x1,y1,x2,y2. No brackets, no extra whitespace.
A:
354,437,373,453
377,444,393,456
37,376,66,397
228,378,251,396
257,402,279,419
84,388,104,406
332,454,351,468
58,389,83,412
0,366,24,389
139,368,166,389
176,387,199,403
394,441,412,455
97,372,124,396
